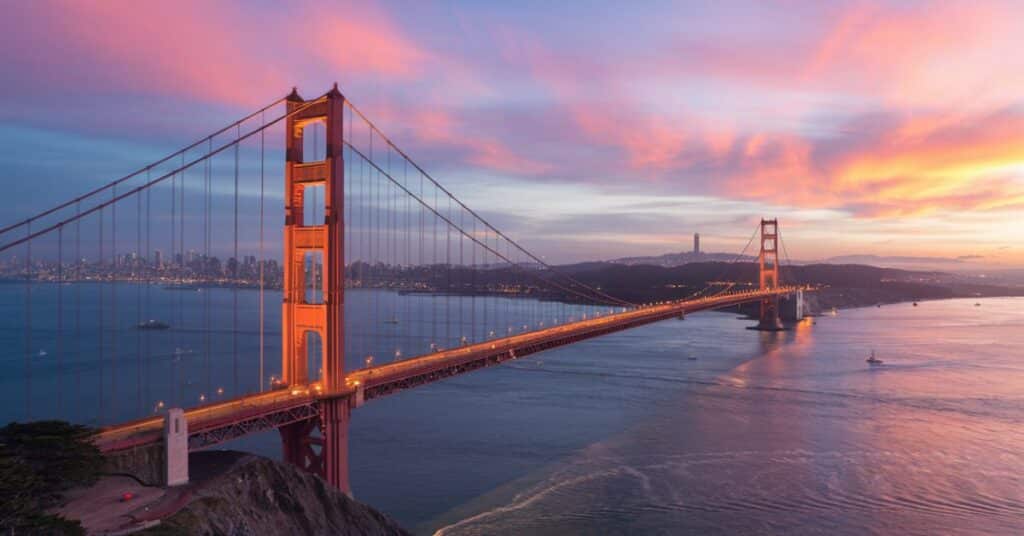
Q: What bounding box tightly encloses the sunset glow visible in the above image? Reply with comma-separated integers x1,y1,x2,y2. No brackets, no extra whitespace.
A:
1,0,1021,266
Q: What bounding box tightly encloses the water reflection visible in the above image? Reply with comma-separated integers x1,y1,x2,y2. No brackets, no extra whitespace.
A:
429,298,1024,535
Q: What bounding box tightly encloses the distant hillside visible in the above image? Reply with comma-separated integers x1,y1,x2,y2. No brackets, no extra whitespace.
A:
554,261,1023,310
610,251,755,267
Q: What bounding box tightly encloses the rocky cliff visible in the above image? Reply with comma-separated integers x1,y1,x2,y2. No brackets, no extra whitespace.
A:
137,451,409,536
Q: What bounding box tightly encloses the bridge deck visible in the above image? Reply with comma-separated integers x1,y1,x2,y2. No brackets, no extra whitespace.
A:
95,288,799,452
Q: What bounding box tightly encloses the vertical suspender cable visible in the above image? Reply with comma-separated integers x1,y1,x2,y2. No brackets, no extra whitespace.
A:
373,132,380,358
459,206,464,342
233,125,240,395
136,190,142,414
419,170,425,352
483,227,488,339
472,216,477,342
446,195,451,347
404,158,411,358
258,113,265,392
169,166,176,407
432,186,438,349
345,107,352,364
98,207,104,423
144,174,152,409
178,153,185,399
24,222,32,420
75,203,81,413
57,227,64,416
360,139,367,363
204,138,211,398
111,186,117,419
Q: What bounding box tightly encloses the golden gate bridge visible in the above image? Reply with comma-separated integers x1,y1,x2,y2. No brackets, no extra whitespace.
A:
0,85,805,495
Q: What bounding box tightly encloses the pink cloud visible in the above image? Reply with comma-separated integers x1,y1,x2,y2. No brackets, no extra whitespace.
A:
303,10,429,81
2,1,435,108
7,1,285,106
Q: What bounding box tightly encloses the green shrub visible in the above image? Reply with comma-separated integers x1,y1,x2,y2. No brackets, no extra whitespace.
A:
0,421,102,534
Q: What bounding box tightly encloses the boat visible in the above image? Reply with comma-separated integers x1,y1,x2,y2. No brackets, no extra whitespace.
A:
383,316,399,325
38,349,47,357
975,302,981,307
912,302,918,307
866,349,883,366
138,319,170,330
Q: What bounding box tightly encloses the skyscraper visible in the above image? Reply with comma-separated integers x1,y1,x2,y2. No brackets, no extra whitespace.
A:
694,233,700,255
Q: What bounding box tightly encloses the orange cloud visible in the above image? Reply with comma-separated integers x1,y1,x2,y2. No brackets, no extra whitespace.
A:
721,109,1024,217
501,16,1024,219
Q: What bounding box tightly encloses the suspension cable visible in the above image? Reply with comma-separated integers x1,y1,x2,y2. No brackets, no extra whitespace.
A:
344,142,632,306
342,99,634,307
0,96,328,254
0,97,288,238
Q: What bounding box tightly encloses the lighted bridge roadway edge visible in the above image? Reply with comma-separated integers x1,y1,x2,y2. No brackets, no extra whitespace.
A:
95,287,801,453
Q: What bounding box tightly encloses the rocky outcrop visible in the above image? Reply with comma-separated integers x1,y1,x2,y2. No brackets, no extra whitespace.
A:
103,442,164,486
138,451,409,536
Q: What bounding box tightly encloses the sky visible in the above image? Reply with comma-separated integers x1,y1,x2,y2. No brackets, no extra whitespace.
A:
1,0,1022,268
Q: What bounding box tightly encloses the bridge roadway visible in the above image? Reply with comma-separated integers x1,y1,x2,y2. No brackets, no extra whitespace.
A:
95,287,799,453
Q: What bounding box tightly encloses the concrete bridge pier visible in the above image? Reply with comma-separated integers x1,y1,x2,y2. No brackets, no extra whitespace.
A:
164,408,189,487
101,408,189,487
756,296,784,331
780,289,804,321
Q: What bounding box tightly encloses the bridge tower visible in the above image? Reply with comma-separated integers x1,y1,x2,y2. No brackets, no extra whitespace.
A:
757,218,784,330
279,85,352,494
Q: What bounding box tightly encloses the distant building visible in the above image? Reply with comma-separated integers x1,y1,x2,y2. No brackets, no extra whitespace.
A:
693,233,701,255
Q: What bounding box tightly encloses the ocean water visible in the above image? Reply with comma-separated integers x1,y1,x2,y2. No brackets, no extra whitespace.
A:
1,284,1021,534
419,298,1024,535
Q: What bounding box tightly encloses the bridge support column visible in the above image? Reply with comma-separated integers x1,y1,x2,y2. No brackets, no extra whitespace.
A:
754,218,785,331
278,397,352,496
164,408,189,487
281,85,346,391
280,85,351,492
321,397,351,495
758,296,784,331
280,418,323,478
780,289,804,321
